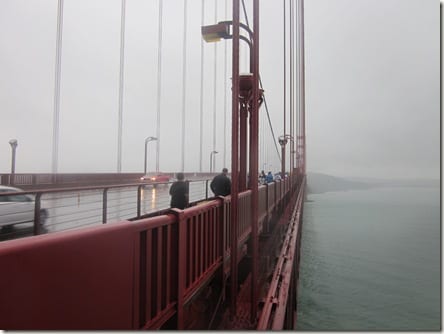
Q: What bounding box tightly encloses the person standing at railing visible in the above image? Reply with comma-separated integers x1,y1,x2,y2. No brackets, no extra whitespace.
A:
259,170,266,184
210,168,231,196
169,172,189,210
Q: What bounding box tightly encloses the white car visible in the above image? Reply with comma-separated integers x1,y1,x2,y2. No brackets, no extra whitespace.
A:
0,186,48,230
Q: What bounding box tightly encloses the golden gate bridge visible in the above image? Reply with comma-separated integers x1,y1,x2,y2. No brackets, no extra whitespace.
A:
0,0,307,329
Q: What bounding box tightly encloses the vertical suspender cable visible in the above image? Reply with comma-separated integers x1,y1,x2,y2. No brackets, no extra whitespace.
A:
155,0,163,173
301,0,306,174
223,0,228,168
283,0,286,142
296,0,300,171
294,0,300,167
117,0,126,173
181,0,188,172
199,0,205,172
297,0,302,172
52,0,64,174
289,0,294,175
289,0,294,174
212,1,218,171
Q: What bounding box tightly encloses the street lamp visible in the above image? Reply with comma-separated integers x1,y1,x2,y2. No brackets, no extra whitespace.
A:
202,21,258,191
278,134,293,178
9,139,18,185
202,10,261,319
202,21,253,72
209,150,218,173
144,136,157,175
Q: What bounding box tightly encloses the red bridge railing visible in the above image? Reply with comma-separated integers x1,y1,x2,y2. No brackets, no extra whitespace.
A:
0,175,304,330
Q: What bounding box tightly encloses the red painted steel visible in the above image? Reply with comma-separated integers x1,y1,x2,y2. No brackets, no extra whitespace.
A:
258,185,267,228
0,221,137,329
256,176,306,330
0,174,302,330
250,0,260,322
230,0,240,318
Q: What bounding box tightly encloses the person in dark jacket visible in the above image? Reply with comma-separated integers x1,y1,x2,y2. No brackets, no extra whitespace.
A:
210,168,231,196
169,172,189,209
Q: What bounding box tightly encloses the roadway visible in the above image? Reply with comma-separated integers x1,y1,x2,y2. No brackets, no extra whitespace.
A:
0,180,211,241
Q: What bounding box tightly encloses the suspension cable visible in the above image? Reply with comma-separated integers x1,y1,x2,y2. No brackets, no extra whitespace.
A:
223,0,228,168
155,0,163,173
213,2,218,171
241,0,281,162
283,0,286,139
241,0,250,28
199,0,205,172
181,0,188,172
52,0,64,174
296,0,300,170
301,0,306,174
117,0,126,173
290,0,294,173
260,77,282,161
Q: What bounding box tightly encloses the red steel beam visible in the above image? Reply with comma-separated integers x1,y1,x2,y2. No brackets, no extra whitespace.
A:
250,0,260,323
256,176,306,330
230,0,240,318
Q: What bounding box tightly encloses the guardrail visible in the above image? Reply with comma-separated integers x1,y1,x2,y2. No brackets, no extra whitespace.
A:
0,173,218,189
0,179,212,241
0,175,301,329
257,176,306,329
0,178,290,242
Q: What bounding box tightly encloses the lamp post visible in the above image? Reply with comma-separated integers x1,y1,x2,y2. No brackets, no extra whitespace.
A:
201,2,261,320
209,150,218,173
202,21,254,191
202,21,265,191
144,136,157,175
9,139,18,185
278,134,293,178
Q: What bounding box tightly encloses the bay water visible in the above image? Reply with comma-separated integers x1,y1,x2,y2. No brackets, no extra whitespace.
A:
296,184,440,330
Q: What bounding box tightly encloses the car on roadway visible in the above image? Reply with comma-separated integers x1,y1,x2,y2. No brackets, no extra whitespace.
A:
0,186,48,230
140,174,171,183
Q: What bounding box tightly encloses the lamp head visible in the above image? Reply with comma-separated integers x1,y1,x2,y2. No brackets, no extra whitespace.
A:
201,23,231,42
9,139,18,148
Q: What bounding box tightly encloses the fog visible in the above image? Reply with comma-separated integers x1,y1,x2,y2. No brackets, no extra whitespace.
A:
0,0,439,180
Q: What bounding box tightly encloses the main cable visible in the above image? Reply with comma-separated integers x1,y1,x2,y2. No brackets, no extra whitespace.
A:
241,0,281,162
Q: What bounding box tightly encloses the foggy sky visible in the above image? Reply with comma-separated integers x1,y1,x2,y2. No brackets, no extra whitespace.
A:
0,0,440,179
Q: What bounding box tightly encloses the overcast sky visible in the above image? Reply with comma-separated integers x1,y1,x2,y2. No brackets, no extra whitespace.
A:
0,0,440,179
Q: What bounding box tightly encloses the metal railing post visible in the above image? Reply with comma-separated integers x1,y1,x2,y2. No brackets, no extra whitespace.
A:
170,208,186,329
137,185,143,218
102,188,108,224
33,193,42,235
205,179,209,199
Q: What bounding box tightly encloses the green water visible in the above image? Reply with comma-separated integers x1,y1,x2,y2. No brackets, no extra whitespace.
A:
296,185,441,331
